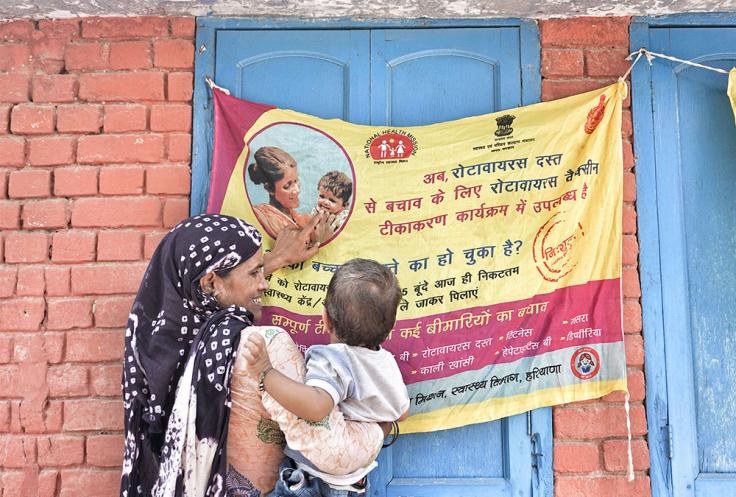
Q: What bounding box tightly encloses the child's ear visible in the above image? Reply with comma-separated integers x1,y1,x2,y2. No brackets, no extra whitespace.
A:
321,308,334,333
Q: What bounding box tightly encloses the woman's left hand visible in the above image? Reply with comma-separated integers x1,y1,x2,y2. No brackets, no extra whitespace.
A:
263,215,323,275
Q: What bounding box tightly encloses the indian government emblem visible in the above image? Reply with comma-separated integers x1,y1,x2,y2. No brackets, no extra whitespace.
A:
495,114,516,137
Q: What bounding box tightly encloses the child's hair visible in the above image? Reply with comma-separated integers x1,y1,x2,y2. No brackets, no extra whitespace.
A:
324,258,401,349
318,171,352,205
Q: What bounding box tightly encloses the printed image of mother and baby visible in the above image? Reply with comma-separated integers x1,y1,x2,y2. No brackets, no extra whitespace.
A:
248,146,353,240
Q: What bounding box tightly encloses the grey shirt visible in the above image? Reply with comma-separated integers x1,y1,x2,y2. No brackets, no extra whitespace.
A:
305,343,409,422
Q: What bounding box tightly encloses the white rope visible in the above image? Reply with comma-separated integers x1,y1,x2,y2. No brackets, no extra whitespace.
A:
205,76,231,95
627,47,730,75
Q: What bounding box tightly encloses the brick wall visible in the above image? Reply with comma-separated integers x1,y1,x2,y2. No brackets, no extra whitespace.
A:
539,17,651,497
0,17,194,497
0,15,650,497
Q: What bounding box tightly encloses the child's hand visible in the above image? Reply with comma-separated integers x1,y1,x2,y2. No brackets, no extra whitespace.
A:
243,333,273,377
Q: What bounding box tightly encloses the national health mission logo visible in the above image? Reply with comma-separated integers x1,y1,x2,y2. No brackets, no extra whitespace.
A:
365,129,418,161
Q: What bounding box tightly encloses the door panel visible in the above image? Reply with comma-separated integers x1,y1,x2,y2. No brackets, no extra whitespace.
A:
216,30,370,123
210,25,540,497
368,26,530,497
648,26,736,496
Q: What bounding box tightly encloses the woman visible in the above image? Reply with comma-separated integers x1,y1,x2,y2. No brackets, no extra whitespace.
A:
248,146,311,239
121,214,382,497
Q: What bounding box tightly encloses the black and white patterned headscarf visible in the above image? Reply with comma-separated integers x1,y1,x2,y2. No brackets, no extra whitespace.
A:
121,214,263,497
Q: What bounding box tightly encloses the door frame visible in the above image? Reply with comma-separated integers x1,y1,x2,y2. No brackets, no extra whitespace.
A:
191,17,551,497
631,13,736,497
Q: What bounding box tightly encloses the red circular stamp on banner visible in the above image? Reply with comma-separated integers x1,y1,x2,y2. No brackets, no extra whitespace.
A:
570,347,600,380
532,211,586,282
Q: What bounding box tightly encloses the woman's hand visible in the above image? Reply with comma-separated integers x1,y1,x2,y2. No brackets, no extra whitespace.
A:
263,215,322,275
243,333,273,378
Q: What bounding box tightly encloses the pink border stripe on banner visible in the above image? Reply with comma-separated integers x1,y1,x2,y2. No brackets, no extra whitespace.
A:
260,278,621,385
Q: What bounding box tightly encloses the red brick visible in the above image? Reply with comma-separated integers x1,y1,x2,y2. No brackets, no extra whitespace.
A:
144,231,167,258
82,17,169,39
86,434,123,467
586,48,631,77
89,364,123,397
0,137,26,166
0,74,30,103
0,44,31,72
168,133,191,162
163,197,189,227
60,469,120,497
542,79,614,102
147,165,191,194
54,167,98,197
47,297,94,330
170,17,196,38
622,234,638,266
602,439,650,472
0,20,34,42
22,199,69,229
0,266,17,297
168,71,193,101
37,436,85,467
0,334,10,363
623,267,641,298
66,331,124,363
52,231,96,263
602,369,645,402
32,75,77,103
554,404,647,439
72,197,160,228
104,104,147,132
77,134,164,164
9,169,51,198
623,204,637,234
541,49,584,78
623,299,642,334
554,442,600,473
28,136,76,166
10,105,55,135
56,105,102,133
150,103,192,132
110,41,152,70
0,201,21,229
622,140,634,170
4,232,49,263
71,263,146,295
0,436,36,467
45,266,71,296
0,472,24,497
79,72,165,102
94,296,134,328
16,266,45,296
18,398,64,434
47,364,89,397
625,334,644,367
13,333,64,364
64,42,109,71
39,19,80,40
98,166,145,195
555,476,651,497
0,298,45,331
0,104,10,133
154,39,194,69
97,230,143,261
622,110,633,137
541,17,631,48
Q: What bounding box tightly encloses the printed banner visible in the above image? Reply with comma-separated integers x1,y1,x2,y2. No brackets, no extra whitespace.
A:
209,82,627,433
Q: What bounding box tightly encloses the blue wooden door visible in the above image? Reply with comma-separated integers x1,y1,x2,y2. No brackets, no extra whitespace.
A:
195,20,549,497
634,24,736,497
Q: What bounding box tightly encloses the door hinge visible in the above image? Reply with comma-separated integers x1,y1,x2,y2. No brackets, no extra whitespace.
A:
666,423,673,459
531,431,543,487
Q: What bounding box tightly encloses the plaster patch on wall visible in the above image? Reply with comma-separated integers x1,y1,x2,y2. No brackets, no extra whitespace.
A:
0,0,734,20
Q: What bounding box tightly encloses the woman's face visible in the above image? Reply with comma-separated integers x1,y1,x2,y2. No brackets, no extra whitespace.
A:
272,166,300,210
212,249,269,320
